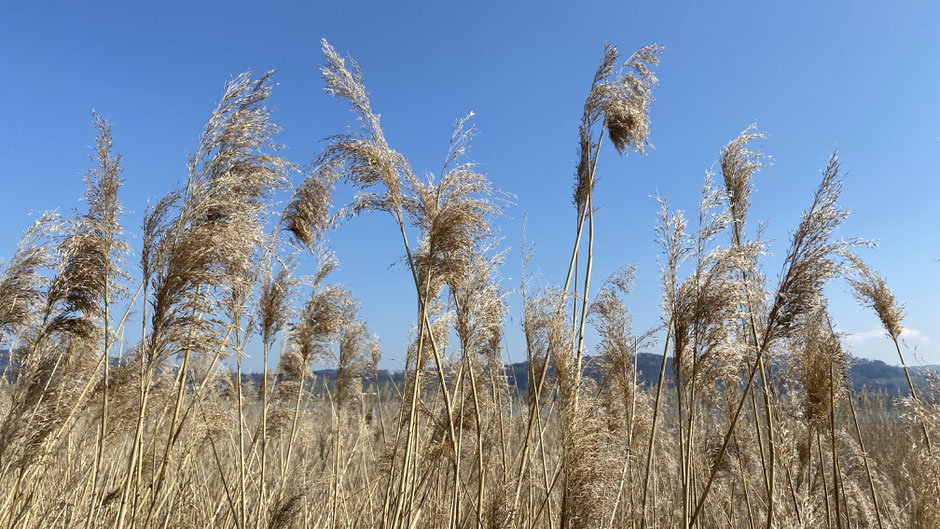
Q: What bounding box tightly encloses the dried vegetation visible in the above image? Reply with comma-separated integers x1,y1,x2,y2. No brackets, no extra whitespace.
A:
0,39,935,529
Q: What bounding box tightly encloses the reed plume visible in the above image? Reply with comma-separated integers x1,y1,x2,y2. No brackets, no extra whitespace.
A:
0,214,58,344
692,150,858,527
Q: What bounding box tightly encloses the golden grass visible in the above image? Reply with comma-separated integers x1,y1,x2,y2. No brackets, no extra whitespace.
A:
0,40,936,529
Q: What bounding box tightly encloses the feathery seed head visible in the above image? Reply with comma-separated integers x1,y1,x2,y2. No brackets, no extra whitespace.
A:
720,125,767,240
843,252,904,341
766,151,858,345
320,39,411,214
791,305,848,428
573,43,662,211
258,265,294,347
284,162,341,251
0,213,58,339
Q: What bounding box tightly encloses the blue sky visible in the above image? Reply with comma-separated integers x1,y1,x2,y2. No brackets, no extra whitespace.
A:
2,1,938,370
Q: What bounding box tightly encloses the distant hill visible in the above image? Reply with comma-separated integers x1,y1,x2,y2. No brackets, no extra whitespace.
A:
0,349,123,374
852,358,936,396
1,349,934,397
502,354,934,396
298,354,935,398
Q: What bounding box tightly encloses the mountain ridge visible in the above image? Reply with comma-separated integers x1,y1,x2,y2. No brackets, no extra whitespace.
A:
1,350,933,397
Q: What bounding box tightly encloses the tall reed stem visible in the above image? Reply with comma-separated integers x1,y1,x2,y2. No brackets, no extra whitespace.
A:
640,326,672,528
829,363,842,529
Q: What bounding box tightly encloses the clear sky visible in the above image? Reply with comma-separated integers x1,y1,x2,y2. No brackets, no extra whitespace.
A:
2,1,938,370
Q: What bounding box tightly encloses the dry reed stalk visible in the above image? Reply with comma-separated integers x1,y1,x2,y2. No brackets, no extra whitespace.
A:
639,196,686,528
691,151,857,526
639,327,671,529
316,41,443,527
844,253,932,451
508,43,662,528
134,69,287,529
718,126,785,529
319,40,512,529
0,112,132,529
570,42,661,414
828,362,843,529
254,265,292,528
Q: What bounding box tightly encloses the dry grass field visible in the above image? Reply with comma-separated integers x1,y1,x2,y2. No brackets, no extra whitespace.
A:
0,39,936,528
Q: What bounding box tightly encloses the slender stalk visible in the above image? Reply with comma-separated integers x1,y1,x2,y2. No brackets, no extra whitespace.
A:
573,150,600,410
640,326,672,528
460,343,486,529
235,324,248,529
507,122,604,523
757,357,777,529
85,274,111,529
391,252,434,529
749,387,771,498
144,291,203,528
828,364,842,529
278,369,307,495
117,279,148,529
891,337,932,450
816,430,832,529
690,339,767,526
847,394,884,529
256,339,270,529
784,463,802,525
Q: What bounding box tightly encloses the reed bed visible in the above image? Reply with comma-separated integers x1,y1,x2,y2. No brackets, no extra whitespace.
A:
0,40,935,529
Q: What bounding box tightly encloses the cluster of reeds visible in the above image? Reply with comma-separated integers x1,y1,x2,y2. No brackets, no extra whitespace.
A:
0,39,935,529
